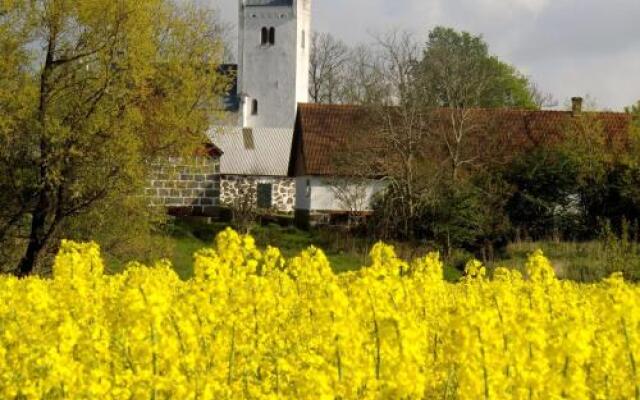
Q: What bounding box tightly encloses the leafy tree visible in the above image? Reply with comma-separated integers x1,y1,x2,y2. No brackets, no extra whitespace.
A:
577,120,640,233
418,182,489,254
558,116,614,232
0,0,229,275
502,148,582,240
627,100,640,130
501,112,640,241
416,26,537,109
413,27,539,181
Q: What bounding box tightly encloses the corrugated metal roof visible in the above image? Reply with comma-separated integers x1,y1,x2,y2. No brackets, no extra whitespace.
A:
244,0,293,6
208,126,294,176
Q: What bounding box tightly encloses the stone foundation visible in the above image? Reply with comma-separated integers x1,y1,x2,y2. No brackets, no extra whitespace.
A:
147,157,221,215
220,175,295,213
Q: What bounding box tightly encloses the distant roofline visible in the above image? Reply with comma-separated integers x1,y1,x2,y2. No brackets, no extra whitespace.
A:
296,102,629,116
291,102,632,177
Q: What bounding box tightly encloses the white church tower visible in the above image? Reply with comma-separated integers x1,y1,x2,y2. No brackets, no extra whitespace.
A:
237,0,311,129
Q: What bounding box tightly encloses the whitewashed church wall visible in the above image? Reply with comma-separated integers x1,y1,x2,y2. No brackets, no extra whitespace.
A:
239,1,310,129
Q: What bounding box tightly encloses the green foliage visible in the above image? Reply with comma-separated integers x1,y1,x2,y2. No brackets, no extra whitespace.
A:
580,161,640,231
0,0,229,274
596,219,640,279
160,218,465,282
625,100,640,124
502,148,583,240
500,114,640,241
371,178,507,254
417,26,537,109
496,233,640,282
65,195,174,269
419,183,489,252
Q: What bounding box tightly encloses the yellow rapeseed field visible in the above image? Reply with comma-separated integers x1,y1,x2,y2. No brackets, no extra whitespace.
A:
0,228,639,399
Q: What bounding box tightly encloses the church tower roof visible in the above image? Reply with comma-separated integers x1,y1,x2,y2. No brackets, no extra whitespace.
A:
244,0,293,6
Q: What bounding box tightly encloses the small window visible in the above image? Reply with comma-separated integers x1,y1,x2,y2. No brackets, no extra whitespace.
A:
305,179,311,198
257,184,273,209
261,27,268,45
251,99,258,115
301,30,305,49
269,27,275,45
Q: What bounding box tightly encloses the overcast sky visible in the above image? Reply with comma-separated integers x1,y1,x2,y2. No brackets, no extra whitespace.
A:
212,0,640,111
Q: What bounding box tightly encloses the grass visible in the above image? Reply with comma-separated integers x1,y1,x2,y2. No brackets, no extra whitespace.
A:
164,218,463,281
119,217,640,283
164,218,368,279
169,231,208,280
489,240,640,282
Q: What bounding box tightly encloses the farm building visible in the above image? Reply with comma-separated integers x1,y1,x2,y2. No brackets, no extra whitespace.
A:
288,104,387,225
287,99,632,225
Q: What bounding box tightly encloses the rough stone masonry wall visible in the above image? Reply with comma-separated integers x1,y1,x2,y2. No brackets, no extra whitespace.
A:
147,157,220,216
220,175,296,213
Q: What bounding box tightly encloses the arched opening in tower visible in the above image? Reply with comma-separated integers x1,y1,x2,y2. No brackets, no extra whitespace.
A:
269,27,275,45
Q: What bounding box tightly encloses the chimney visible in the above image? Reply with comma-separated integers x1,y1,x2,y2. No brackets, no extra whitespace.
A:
242,128,255,150
571,97,583,116
239,93,249,128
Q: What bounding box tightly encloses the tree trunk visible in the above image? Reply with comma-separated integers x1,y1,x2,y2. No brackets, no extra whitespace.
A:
16,192,51,277
16,28,57,277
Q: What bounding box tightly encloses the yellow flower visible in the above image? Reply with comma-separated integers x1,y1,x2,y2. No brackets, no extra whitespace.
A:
0,229,637,399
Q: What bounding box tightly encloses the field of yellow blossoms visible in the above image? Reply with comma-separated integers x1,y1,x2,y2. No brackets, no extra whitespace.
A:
0,228,639,399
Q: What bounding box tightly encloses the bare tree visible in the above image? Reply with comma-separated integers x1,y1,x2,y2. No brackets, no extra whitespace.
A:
331,30,437,238
415,28,498,181
370,29,421,105
529,81,558,109
309,29,421,107
333,28,510,237
325,27,537,241
371,30,438,238
326,131,386,227
326,177,371,225
339,44,387,105
309,32,349,103
228,186,257,234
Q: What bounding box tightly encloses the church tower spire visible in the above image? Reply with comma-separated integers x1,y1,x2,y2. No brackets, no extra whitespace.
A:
238,0,311,129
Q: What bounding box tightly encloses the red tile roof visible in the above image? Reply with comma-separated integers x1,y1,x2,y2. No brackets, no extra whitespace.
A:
289,103,632,176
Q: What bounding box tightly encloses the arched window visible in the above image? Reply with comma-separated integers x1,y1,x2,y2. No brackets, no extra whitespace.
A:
261,27,268,45
269,27,275,45
251,99,258,115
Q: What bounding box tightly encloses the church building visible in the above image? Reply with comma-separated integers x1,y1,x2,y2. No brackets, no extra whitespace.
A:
207,0,311,213
152,0,632,226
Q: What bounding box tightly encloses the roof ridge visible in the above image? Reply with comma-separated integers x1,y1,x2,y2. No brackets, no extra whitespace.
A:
294,103,632,177
298,103,630,115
